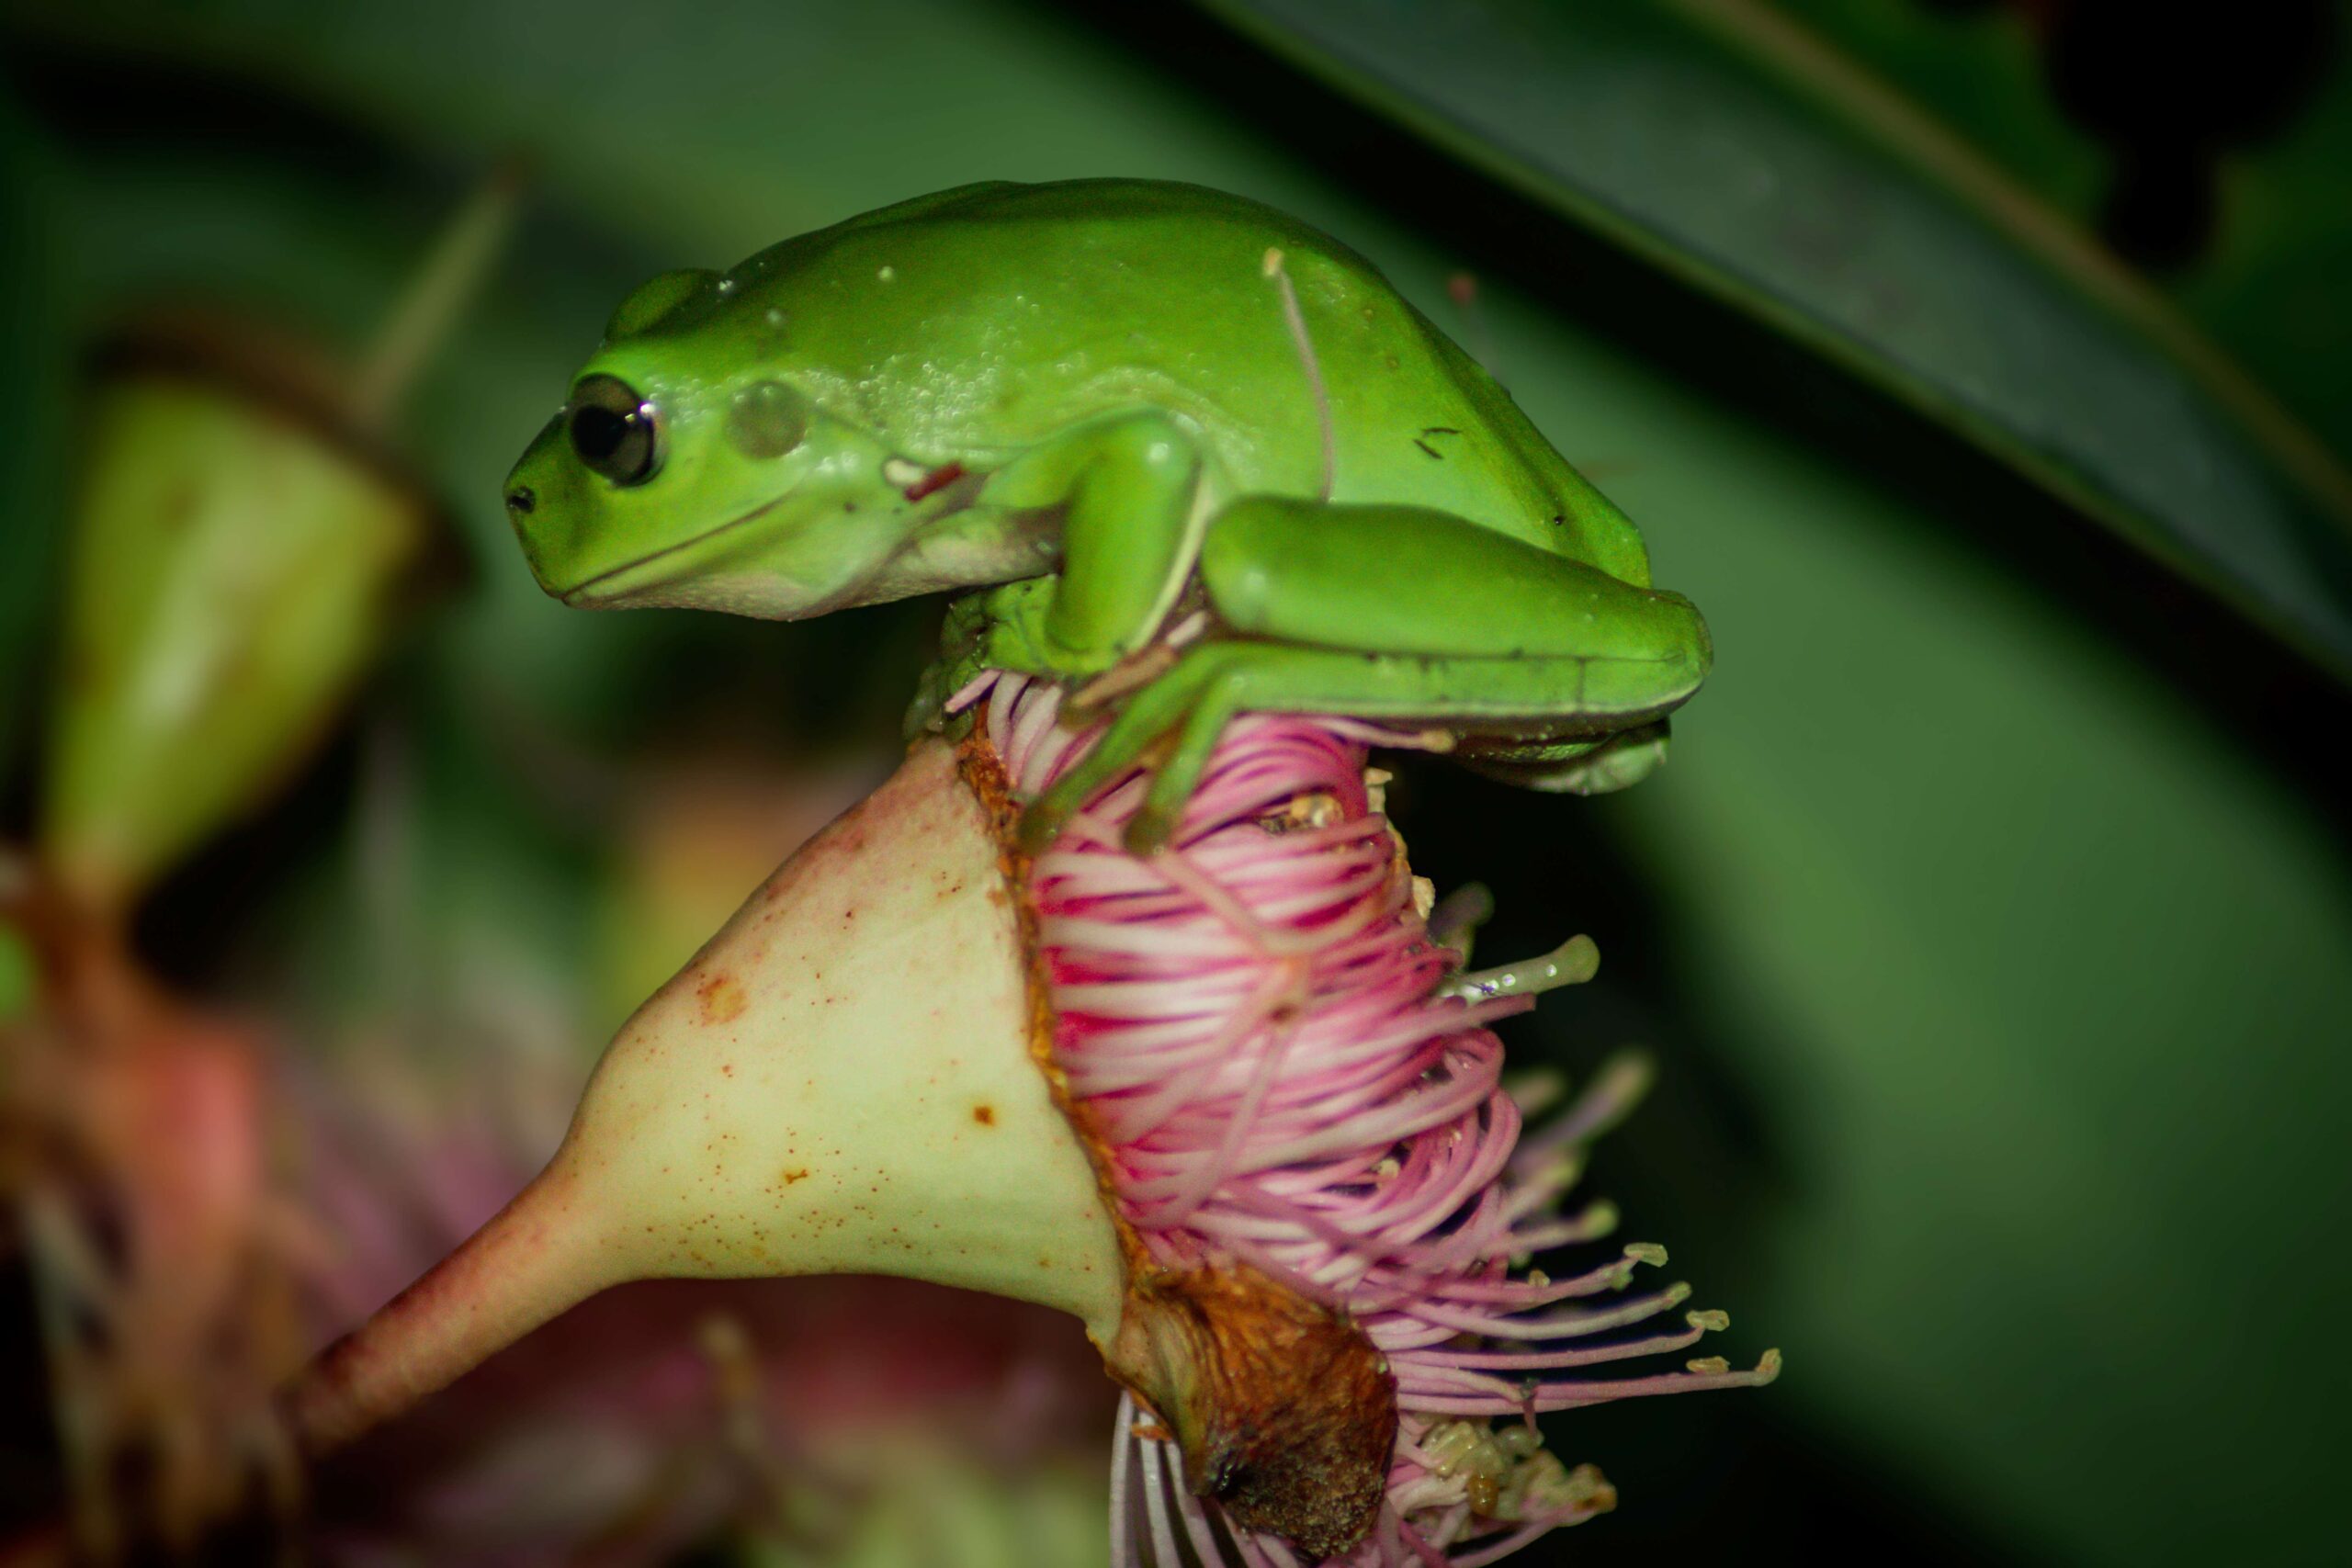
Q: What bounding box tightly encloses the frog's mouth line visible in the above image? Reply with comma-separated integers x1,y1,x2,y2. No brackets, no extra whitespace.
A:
558,492,796,606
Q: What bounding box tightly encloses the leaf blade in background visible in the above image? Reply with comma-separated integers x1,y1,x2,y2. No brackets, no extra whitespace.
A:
1771,0,2352,473
1198,0,2352,678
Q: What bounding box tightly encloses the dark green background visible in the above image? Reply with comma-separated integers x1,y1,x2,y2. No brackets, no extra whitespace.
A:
4,3,2347,1562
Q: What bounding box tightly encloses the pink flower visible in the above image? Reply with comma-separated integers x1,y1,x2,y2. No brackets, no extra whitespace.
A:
279,669,1772,1568
968,671,1778,1567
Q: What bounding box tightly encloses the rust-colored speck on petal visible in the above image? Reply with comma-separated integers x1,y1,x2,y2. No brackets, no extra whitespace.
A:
696,973,746,1024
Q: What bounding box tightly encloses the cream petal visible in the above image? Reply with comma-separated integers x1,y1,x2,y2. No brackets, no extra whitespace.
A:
289,738,1125,1453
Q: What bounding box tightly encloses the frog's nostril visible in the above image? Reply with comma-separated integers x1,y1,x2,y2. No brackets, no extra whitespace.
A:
506,486,537,515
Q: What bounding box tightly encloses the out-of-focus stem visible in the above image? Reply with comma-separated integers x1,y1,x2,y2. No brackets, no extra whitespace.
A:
346,162,523,430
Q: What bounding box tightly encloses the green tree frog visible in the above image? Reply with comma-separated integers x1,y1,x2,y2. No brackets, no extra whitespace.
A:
503,179,1710,852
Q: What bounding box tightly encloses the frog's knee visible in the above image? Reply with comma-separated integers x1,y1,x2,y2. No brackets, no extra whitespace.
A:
1094,409,1193,474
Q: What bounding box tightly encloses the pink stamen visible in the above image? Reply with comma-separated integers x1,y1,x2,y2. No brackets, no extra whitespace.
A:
977,672,1773,1566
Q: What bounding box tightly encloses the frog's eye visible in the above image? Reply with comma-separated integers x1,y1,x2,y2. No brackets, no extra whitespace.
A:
566,375,662,487
726,379,811,459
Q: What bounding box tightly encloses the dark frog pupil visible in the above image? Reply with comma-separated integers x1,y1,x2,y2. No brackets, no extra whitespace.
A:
565,374,661,485
571,404,628,459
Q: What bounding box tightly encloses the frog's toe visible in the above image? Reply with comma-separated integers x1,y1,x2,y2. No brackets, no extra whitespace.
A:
930,646,990,708
1016,797,1074,855
1123,803,1179,857
933,597,988,680
1017,734,1133,852
975,626,1048,676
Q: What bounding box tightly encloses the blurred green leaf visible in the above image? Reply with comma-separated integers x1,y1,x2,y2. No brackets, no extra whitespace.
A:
1766,0,2103,220
1199,0,2352,678
1769,0,2352,511
1600,407,2352,1565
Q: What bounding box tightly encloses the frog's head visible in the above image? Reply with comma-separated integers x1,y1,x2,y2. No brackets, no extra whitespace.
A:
503,268,926,618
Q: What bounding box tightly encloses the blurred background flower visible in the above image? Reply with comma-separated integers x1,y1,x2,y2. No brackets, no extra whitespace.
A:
2,2,2348,1564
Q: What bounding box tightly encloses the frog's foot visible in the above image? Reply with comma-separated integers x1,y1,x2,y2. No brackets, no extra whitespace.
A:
920,590,998,722
1017,645,1233,855
964,575,1130,686
1020,641,1297,857
932,581,1061,713
941,588,991,660
1454,721,1671,795
969,577,1058,674
939,581,1172,746
903,660,953,739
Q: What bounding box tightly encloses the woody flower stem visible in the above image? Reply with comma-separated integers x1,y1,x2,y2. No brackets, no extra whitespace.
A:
284,675,1774,1568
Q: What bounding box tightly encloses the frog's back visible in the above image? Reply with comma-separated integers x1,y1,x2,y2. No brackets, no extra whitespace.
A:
723,180,1649,585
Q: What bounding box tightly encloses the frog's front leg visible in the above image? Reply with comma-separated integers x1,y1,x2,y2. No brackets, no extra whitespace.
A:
925,573,1109,728
958,576,1058,679
972,410,1209,677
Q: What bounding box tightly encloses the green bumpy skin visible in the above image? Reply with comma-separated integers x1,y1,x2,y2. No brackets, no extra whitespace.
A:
504,179,1711,852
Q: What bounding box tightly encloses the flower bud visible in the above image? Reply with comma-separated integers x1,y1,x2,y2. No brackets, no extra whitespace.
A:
290,683,1775,1566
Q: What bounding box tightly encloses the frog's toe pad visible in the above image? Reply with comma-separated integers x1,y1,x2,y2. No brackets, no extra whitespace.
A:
1124,805,1179,857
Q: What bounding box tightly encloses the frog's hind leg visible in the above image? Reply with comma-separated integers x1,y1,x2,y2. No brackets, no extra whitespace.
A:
1187,496,1705,814
1198,495,1709,722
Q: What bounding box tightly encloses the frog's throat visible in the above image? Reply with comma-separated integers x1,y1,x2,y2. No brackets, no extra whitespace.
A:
558,491,797,606
557,476,985,615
